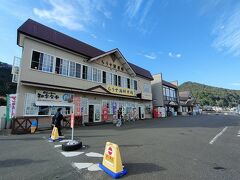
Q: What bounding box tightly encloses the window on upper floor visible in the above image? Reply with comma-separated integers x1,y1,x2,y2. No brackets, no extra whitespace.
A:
106,72,112,85
134,80,137,90
69,61,76,77
127,78,131,89
144,83,151,93
75,63,81,78
87,66,92,81
82,65,88,80
97,69,102,83
102,71,106,84
118,76,121,87
113,74,117,86
56,58,69,76
93,68,97,82
31,51,54,73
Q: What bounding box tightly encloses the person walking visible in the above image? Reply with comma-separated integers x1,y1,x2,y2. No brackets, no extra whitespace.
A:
116,108,123,127
52,108,65,136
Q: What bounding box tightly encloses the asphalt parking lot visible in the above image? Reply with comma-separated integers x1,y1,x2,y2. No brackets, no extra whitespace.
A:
0,114,240,180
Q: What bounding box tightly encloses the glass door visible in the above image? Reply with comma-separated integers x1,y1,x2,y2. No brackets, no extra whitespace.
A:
94,104,101,122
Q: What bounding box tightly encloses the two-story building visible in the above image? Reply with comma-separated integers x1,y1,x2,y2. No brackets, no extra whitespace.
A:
151,74,179,117
15,19,153,124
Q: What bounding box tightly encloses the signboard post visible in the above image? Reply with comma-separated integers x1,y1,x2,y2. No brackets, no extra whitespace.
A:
71,113,74,140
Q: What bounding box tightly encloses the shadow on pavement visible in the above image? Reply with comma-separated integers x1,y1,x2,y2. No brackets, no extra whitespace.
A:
0,159,48,168
125,163,166,175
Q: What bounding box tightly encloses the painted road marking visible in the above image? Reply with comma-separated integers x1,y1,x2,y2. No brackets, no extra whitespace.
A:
85,152,103,158
54,145,62,148
88,164,102,171
209,126,228,144
72,163,93,170
72,163,102,172
61,151,84,157
59,139,71,143
238,129,240,137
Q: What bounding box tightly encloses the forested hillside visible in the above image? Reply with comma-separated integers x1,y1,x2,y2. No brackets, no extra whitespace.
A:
179,82,240,107
0,61,17,96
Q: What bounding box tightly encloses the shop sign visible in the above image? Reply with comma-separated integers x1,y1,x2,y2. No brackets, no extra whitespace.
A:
9,94,17,118
106,85,135,96
36,90,73,103
103,105,108,121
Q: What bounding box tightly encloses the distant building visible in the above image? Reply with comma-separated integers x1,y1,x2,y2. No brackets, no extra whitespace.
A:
151,74,179,116
179,91,197,115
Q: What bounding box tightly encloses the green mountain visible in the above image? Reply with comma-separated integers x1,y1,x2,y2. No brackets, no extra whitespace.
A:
0,61,17,96
179,81,240,107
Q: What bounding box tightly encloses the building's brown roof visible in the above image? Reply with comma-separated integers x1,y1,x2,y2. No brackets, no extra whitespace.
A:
17,19,153,80
162,80,178,89
17,19,104,58
128,62,153,80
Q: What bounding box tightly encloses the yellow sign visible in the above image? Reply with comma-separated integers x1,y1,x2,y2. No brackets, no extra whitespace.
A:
99,142,127,178
107,85,135,96
50,127,59,140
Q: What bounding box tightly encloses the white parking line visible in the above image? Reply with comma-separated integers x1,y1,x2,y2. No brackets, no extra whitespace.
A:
61,151,84,157
209,126,228,144
85,152,103,158
238,129,240,137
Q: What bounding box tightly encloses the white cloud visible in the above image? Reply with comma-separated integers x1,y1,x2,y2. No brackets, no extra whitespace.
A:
33,0,113,31
212,4,240,57
200,0,223,15
139,0,155,25
125,0,155,33
90,34,97,39
107,39,115,42
168,52,182,58
139,52,157,60
231,82,240,86
125,0,143,18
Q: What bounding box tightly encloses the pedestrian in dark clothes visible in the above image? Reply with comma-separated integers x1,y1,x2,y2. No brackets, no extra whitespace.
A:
52,108,66,136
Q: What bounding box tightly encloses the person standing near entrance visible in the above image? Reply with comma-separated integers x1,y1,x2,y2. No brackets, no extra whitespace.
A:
116,108,123,127
52,108,65,136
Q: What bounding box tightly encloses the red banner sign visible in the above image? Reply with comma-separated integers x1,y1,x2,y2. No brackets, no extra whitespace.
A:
70,113,74,128
103,106,108,121
73,96,81,116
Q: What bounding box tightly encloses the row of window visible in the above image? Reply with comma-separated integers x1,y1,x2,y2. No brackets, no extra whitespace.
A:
31,50,138,90
163,86,177,98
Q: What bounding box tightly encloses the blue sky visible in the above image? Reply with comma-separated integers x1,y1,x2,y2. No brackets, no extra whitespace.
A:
0,0,240,89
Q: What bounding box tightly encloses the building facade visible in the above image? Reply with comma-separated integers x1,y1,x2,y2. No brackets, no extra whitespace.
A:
179,91,198,115
15,19,153,124
151,74,179,116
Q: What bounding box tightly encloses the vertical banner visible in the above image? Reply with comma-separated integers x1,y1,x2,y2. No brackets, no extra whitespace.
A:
6,95,10,122
103,105,109,121
71,113,74,128
73,96,81,116
8,94,17,119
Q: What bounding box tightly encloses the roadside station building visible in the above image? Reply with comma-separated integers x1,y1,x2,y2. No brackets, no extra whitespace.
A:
179,91,197,115
151,74,179,117
15,19,153,124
